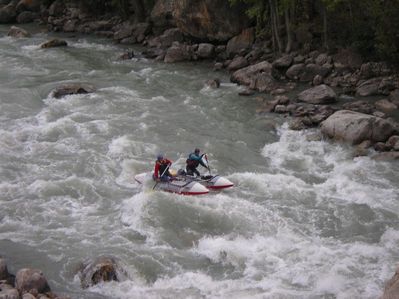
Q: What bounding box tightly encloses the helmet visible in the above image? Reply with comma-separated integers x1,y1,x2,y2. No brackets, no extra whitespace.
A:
194,148,200,154
157,154,163,160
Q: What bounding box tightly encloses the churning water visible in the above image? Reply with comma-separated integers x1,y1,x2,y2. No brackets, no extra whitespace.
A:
1,24,399,299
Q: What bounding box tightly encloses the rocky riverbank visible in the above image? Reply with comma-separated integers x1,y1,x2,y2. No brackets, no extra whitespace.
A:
1,0,399,298
2,1,399,160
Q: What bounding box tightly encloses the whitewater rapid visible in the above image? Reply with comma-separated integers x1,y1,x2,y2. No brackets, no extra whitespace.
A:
1,25,399,299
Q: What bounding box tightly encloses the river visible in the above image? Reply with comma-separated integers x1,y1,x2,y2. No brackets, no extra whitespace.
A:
1,24,399,299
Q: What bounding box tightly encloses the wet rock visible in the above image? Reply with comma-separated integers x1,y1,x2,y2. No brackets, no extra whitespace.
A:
113,22,135,41
306,133,322,142
15,268,51,294
118,51,134,60
389,89,399,105
238,88,255,96
321,110,398,145
387,135,399,149
51,83,95,99
297,84,336,104
142,47,165,59
197,43,215,59
149,28,185,49
213,62,223,71
342,100,375,115
227,56,248,72
205,78,220,88
354,140,372,157
16,0,41,12
226,27,255,57
372,151,399,161
164,42,193,63
289,117,308,130
230,61,273,86
7,25,30,37
40,39,67,48
78,256,126,288
375,99,398,114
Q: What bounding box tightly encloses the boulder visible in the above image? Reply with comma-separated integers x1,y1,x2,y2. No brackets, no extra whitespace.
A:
375,99,398,114
164,43,193,63
15,268,51,294
226,27,255,57
373,152,399,161
230,61,273,86
299,64,331,82
342,100,375,114
227,56,248,71
147,28,184,49
204,78,220,88
40,39,67,48
356,78,382,96
79,256,126,288
272,54,293,69
320,110,398,145
197,43,215,59
7,25,30,37
297,84,337,104
51,83,95,99
286,63,305,80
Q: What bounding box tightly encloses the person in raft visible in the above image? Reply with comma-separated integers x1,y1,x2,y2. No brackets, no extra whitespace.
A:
186,148,209,177
153,154,172,182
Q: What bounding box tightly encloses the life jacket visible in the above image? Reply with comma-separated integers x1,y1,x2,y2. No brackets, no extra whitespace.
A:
156,159,169,173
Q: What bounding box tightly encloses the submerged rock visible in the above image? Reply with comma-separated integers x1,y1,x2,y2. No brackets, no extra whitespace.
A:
7,25,30,37
40,38,68,48
51,83,95,99
78,256,127,288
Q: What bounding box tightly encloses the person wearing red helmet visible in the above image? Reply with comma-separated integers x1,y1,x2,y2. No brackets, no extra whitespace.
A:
153,154,172,181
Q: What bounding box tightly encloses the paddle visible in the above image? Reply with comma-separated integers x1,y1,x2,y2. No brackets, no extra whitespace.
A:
153,163,171,190
204,154,211,175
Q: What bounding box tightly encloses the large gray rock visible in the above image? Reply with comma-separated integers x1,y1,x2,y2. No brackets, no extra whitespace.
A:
196,43,215,59
15,268,51,294
0,3,17,23
321,110,398,145
297,84,336,104
230,61,273,86
356,78,382,96
164,43,193,63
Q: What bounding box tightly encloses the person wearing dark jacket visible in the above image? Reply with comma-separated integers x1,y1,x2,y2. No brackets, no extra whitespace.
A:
186,148,208,177
153,154,172,181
